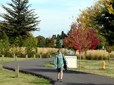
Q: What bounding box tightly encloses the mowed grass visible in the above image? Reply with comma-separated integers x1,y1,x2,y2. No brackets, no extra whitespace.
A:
0,69,50,85
0,57,51,85
44,60,114,78
0,57,35,63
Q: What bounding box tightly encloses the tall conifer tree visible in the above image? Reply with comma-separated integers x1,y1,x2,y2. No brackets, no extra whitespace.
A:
56,35,61,48
0,0,40,40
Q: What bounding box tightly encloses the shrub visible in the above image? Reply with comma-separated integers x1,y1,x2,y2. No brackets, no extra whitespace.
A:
42,53,50,58
98,56,103,60
103,56,107,60
81,55,85,59
110,54,114,58
18,53,26,58
36,54,40,58
0,32,10,57
94,56,98,60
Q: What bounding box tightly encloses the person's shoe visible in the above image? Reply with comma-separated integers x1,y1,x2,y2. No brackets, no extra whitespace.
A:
60,79,63,82
57,79,59,81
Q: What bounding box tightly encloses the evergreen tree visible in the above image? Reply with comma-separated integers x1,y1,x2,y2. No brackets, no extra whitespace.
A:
55,35,61,48
52,35,56,39
18,36,24,47
61,31,65,39
0,0,40,40
95,0,114,46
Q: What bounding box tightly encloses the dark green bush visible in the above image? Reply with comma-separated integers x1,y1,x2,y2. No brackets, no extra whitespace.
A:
94,57,98,60
98,56,103,60
103,57,107,60
50,52,57,57
36,54,40,58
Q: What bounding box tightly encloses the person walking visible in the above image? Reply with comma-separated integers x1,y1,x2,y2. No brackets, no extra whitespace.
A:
54,49,68,82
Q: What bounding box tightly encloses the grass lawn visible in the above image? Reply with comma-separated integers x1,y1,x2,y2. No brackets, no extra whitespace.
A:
0,69,50,85
0,57,51,85
0,57,35,63
44,60,114,78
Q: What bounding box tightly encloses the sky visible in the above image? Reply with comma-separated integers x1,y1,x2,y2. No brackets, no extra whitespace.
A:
0,0,96,38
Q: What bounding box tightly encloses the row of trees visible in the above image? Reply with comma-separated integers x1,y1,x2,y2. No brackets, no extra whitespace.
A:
36,35,62,48
53,31,67,39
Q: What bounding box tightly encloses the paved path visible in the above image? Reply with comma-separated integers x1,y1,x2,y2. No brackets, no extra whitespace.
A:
3,58,114,85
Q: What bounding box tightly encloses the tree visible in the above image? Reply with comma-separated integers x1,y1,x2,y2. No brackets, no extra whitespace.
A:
46,38,51,47
77,0,114,54
95,0,114,46
0,32,10,57
51,36,55,48
52,35,56,39
61,31,65,39
0,0,40,40
64,22,99,70
103,42,113,63
55,35,61,48
36,35,45,47
93,0,114,62
77,2,105,50
25,36,37,57
37,38,44,47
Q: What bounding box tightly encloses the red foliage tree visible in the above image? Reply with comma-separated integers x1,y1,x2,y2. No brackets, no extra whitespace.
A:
64,22,100,70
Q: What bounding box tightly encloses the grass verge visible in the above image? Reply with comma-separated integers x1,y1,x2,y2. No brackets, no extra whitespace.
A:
0,57,51,85
44,60,114,78
0,57,35,63
0,69,50,85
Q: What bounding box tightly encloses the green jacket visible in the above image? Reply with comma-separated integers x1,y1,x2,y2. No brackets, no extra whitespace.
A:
54,54,68,68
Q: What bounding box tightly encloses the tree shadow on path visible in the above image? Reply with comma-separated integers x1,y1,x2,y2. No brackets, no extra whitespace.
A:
24,68,91,74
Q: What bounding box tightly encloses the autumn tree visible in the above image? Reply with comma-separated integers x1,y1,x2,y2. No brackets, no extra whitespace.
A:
36,35,45,47
46,36,55,47
51,36,55,48
46,38,51,47
77,1,106,49
64,22,99,70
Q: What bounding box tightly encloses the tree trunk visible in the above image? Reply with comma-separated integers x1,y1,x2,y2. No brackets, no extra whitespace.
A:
108,52,110,63
79,52,81,71
84,51,87,59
